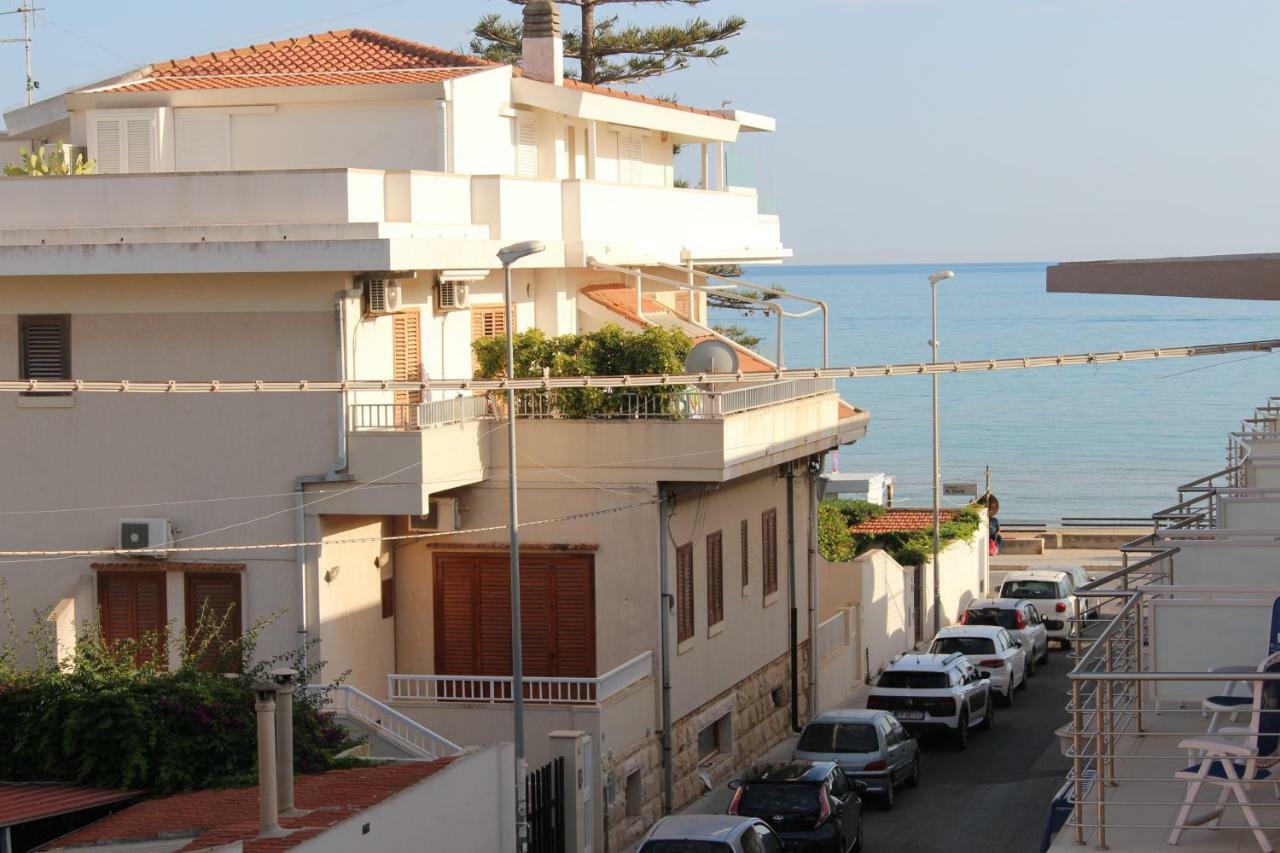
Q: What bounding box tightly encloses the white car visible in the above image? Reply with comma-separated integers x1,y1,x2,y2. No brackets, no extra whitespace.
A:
999,569,1078,648
866,652,995,750
1042,564,1101,619
929,625,1027,706
639,815,784,853
961,598,1051,674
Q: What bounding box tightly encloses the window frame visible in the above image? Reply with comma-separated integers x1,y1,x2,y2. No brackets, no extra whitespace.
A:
18,314,71,396
677,543,695,643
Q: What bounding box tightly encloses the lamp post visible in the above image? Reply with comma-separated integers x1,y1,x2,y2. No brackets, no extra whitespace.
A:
928,269,955,636
497,239,546,853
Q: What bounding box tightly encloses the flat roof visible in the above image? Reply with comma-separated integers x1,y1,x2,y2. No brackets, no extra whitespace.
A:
1048,253,1280,301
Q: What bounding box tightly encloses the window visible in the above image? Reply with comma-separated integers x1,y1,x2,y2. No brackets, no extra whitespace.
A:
470,306,507,373
696,712,732,760
706,531,723,628
98,571,167,666
876,671,949,689
618,131,643,184
89,111,156,174
931,636,995,655
515,114,537,178
999,579,1059,600
175,111,230,171
624,769,643,818
184,572,242,672
739,519,750,592
762,509,778,598
19,315,70,396
797,722,878,753
676,544,694,643
381,577,395,619
771,686,787,708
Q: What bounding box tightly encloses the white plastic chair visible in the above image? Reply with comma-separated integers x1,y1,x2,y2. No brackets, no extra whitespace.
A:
1170,652,1280,852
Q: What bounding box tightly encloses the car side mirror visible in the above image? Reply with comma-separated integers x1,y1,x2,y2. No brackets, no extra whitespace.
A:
979,672,991,680
728,779,742,790
1014,640,1023,648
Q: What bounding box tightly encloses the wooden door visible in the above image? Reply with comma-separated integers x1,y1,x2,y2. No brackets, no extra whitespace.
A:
184,572,242,671
98,572,167,666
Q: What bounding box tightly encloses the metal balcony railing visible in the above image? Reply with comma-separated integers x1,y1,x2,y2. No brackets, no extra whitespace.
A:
348,395,491,431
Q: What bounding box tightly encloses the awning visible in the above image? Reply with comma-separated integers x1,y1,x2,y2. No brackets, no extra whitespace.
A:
1048,253,1280,301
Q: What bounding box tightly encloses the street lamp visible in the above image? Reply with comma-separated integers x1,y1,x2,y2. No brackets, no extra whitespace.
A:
498,239,545,853
928,269,955,636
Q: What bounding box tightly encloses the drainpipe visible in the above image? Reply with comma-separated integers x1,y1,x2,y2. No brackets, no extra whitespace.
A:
658,486,675,815
807,455,824,720
786,464,800,732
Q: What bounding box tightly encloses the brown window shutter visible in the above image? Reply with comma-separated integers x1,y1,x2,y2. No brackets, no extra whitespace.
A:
550,555,596,678
676,544,695,642
381,577,395,619
392,310,422,426
763,508,778,597
707,531,723,626
518,556,555,678
184,572,242,672
434,556,482,675
476,557,514,676
98,572,167,667
740,519,750,590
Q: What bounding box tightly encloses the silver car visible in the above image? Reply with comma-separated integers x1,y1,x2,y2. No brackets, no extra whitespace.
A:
638,815,784,853
793,708,920,809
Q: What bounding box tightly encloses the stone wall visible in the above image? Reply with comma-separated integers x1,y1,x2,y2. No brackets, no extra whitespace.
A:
603,644,810,851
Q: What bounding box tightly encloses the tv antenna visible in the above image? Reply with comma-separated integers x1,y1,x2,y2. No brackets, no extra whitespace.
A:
1,3,44,106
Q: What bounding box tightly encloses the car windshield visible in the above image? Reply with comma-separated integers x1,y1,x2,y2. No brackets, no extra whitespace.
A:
797,722,879,753
965,608,1019,629
639,842,733,853
1001,580,1060,599
876,671,949,689
931,637,996,655
737,783,820,817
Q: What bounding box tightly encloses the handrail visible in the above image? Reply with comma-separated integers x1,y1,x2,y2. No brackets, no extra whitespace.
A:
389,650,654,706
304,682,461,759
1073,547,1180,597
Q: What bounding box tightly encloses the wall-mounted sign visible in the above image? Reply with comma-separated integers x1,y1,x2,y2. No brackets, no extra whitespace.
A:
943,481,978,497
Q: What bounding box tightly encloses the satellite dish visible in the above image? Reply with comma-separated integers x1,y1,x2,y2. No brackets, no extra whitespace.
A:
685,339,740,374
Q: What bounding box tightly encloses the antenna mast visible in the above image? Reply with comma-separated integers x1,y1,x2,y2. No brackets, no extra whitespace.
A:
1,2,43,105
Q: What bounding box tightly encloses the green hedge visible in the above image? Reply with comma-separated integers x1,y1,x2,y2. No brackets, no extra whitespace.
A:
818,502,983,567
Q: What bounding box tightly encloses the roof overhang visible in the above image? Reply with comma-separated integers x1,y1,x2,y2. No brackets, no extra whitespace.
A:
710,108,775,133
64,78,456,111
512,77,742,143
1048,253,1280,301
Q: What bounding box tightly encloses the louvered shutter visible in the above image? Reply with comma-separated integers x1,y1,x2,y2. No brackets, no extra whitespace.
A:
515,115,538,178
477,557,513,678
707,531,723,626
126,117,154,173
99,574,134,647
619,132,643,184
176,114,230,171
91,113,155,174
677,544,694,642
519,557,555,678
740,519,750,590
763,509,779,596
93,118,123,174
434,556,480,675
184,572,242,672
19,316,70,382
98,572,167,666
551,556,595,678
471,307,507,340
392,310,422,426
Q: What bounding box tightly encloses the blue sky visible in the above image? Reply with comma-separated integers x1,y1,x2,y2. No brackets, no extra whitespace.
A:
4,0,1278,264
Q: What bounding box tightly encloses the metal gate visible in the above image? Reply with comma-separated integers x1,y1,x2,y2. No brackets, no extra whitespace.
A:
527,756,566,853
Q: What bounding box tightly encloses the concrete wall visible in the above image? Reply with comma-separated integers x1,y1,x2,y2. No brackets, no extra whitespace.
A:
316,515,396,697
1220,495,1280,529
298,743,515,853
1159,538,1280,586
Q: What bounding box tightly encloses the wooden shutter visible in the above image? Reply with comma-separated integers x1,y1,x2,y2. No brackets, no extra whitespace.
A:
740,519,750,591
176,113,231,171
550,555,595,678
519,556,555,678
707,531,723,627
619,132,643,184
763,508,778,597
98,572,167,666
435,556,481,674
471,306,507,340
676,544,694,642
477,558,514,676
516,115,538,178
19,315,70,384
392,310,422,426
184,572,242,672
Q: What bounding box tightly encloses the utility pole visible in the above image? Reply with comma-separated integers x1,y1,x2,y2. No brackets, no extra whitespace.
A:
1,3,43,106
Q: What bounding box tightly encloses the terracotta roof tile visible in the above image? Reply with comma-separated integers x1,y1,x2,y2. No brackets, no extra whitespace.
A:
848,509,958,536
0,784,137,827
45,759,453,852
93,29,494,93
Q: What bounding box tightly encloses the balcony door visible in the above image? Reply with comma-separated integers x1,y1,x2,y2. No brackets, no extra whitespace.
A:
433,552,596,679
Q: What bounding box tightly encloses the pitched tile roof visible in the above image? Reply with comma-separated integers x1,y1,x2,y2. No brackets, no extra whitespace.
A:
93,29,495,93
560,78,720,118
44,759,453,852
848,509,958,535
0,783,137,827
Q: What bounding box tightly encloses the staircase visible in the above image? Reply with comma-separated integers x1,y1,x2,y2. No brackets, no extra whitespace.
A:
305,683,460,761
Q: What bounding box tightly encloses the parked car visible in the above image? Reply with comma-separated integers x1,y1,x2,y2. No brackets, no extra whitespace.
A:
960,597,1051,673
998,569,1078,648
866,652,995,749
1043,564,1101,619
729,760,865,853
793,708,920,809
929,624,1027,705
640,815,786,852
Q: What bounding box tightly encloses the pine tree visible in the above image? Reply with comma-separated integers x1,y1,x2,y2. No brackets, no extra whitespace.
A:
470,0,746,86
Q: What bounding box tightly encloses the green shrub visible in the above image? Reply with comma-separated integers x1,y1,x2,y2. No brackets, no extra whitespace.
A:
819,501,983,566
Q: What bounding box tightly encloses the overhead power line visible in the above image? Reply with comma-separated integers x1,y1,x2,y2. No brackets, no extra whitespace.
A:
0,339,1274,396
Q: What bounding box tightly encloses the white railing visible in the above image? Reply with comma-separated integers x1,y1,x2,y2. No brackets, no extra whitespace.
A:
816,610,851,661
502,379,835,422
348,395,491,432
388,650,653,706
305,683,461,759
717,378,835,416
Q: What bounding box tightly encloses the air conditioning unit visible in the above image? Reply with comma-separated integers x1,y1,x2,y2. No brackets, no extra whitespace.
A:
435,280,470,312
119,518,171,558
364,279,404,315
408,498,461,533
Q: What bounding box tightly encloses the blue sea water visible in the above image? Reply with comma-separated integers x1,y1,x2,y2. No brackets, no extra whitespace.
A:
727,263,1280,522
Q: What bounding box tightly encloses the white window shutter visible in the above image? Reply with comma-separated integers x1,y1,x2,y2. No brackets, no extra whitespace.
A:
619,132,643,184
125,117,154,173
176,114,230,172
515,116,537,178
92,118,123,174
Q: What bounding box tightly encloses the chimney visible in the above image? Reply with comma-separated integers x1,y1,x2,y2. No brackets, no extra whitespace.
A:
271,668,299,816
254,683,287,839
522,0,564,85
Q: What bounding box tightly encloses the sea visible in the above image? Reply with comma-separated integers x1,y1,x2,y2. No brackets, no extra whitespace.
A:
727,263,1280,523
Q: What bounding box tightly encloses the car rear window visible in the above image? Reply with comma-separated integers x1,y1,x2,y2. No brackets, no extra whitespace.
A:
639,842,733,853
1001,580,1060,599
876,671,949,689
797,722,879,753
932,637,996,655
965,608,1019,629
737,783,820,817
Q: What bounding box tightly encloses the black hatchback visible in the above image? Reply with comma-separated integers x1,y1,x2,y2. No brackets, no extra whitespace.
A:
728,760,864,853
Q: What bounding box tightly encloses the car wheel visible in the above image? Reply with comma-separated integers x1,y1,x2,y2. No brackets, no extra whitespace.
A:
953,713,969,750
880,779,895,810
1018,665,1029,690
981,697,996,730
1039,644,1050,665
906,754,921,789
1002,684,1015,707
851,814,864,853
1026,655,1036,678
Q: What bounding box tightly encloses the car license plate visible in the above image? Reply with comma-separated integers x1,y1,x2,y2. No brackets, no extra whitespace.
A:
894,710,924,721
